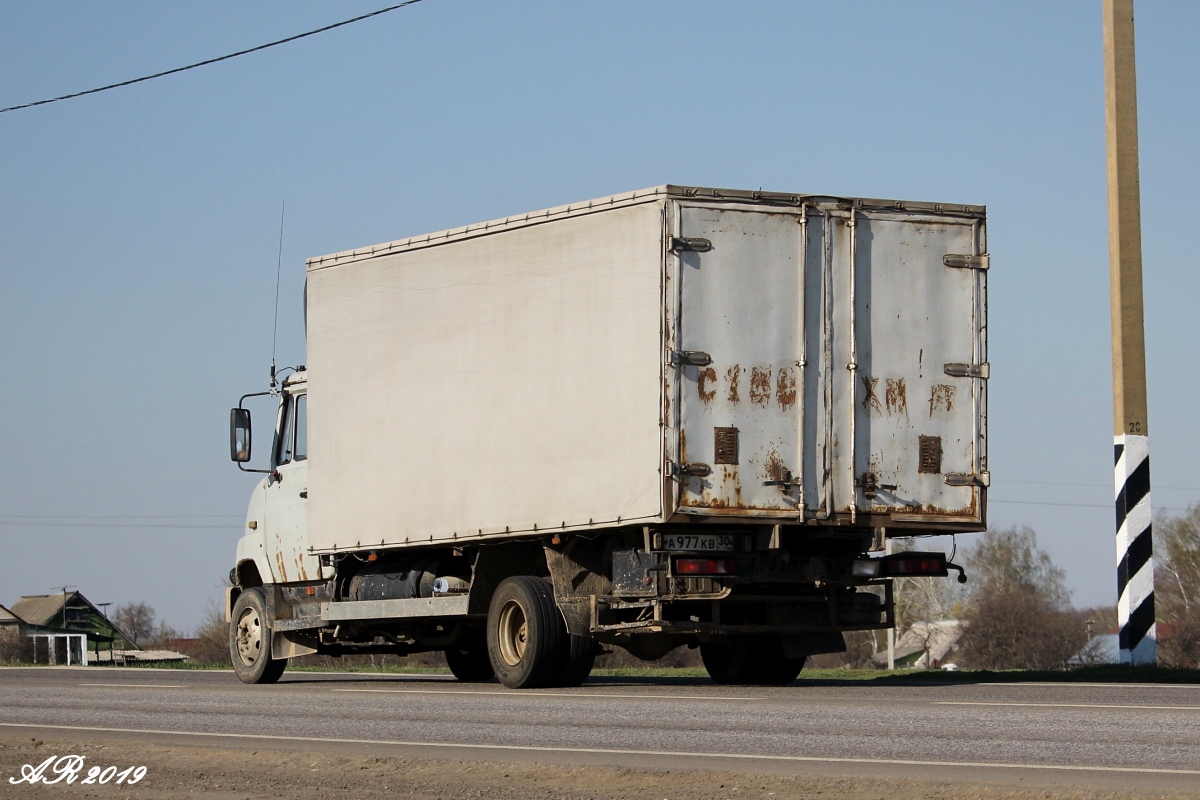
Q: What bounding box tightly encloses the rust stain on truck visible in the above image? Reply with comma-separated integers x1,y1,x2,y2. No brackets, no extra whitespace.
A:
861,376,882,413
764,448,787,483
776,367,797,410
885,378,908,417
929,384,956,417
697,367,718,406
750,367,772,406
725,365,741,404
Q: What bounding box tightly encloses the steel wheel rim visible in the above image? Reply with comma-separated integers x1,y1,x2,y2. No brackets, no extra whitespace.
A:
235,608,262,666
497,599,528,667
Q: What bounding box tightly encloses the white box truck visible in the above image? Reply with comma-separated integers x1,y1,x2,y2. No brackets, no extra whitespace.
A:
227,185,986,687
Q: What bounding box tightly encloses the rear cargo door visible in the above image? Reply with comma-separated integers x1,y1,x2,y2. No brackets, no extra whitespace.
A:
672,204,806,516
851,210,987,525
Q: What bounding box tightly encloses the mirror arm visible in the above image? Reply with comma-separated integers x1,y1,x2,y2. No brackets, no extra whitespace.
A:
234,391,278,473
239,391,274,407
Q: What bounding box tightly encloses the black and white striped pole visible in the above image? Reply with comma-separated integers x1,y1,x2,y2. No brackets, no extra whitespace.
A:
1104,0,1155,666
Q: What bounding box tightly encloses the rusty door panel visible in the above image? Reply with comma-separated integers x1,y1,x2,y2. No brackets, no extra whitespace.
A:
675,206,805,515
672,202,986,526
850,213,985,522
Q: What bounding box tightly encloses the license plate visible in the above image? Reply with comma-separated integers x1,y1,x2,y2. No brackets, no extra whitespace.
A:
660,534,735,552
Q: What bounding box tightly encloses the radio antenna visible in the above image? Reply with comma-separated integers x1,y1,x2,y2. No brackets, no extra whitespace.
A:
270,200,286,392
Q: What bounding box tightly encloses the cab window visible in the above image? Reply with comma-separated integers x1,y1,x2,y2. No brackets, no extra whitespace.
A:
275,397,296,466
275,394,307,467
294,395,307,461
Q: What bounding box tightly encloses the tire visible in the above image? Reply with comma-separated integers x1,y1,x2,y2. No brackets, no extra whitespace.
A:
486,576,566,689
229,588,287,684
700,636,804,686
552,632,597,688
445,628,496,682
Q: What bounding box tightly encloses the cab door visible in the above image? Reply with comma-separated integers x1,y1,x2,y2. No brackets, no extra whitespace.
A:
263,391,320,583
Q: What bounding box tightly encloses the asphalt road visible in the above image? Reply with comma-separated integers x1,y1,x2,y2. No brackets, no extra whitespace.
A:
2,667,1199,794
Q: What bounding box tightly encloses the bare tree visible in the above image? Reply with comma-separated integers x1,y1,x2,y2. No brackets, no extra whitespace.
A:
113,601,155,648
179,602,231,665
956,527,1086,670
1156,506,1200,667
960,585,1086,669
148,619,182,649
963,526,1070,609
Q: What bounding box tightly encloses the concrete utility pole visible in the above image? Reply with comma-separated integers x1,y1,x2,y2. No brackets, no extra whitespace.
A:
1103,0,1155,665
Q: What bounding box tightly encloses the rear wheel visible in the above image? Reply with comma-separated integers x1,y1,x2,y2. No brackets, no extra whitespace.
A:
553,632,596,687
229,588,287,684
445,628,495,682
487,576,565,689
700,636,803,686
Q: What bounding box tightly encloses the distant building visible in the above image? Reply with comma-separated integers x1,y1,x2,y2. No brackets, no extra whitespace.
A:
874,620,966,669
9,591,134,665
1070,632,1120,665
0,604,32,662
4,592,189,665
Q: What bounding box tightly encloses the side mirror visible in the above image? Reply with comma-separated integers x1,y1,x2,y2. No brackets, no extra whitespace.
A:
230,408,252,463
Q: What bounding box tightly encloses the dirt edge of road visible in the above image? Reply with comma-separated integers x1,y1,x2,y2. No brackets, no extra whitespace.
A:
3,732,1198,800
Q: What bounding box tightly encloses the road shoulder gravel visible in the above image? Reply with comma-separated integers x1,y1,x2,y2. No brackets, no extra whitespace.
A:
3,732,1198,800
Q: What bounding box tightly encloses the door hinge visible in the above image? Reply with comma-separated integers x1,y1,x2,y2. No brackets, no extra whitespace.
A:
668,461,712,478
943,253,989,270
944,362,989,379
670,350,713,367
670,236,713,253
945,472,990,488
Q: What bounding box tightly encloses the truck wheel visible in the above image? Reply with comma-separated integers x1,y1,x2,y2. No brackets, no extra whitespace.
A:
445,628,495,682
487,576,565,689
229,588,287,684
553,633,596,688
700,636,803,686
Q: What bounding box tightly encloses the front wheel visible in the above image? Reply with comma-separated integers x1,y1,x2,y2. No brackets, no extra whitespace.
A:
486,576,565,689
229,588,287,684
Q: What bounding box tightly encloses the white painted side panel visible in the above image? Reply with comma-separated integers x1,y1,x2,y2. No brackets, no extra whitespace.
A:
306,203,666,552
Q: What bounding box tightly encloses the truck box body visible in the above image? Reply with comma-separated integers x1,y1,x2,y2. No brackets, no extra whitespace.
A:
304,185,987,554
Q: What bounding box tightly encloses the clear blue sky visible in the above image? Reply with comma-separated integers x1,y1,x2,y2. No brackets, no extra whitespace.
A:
2,1,1197,630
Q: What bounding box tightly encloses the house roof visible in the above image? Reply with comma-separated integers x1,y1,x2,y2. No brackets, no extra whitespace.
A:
9,594,70,627
0,604,22,625
1070,633,1120,665
9,592,135,645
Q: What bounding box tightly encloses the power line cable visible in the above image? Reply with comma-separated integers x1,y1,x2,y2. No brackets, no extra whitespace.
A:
994,478,1200,491
0,1,425,114
990,498,1193,512
0,514,241,520
2,523,240,530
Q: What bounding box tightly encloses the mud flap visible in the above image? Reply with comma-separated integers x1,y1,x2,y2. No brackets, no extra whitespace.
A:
271,630,319,660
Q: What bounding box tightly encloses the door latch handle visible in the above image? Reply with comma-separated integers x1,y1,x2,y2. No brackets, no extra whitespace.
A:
763,468,801,488
668,462,712,477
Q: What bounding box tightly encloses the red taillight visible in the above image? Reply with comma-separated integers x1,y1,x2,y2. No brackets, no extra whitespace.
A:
882,553,948,577
675,558,738,576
